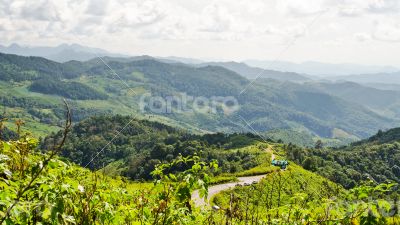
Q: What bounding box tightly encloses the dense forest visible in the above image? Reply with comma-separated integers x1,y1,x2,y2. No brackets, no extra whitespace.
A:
41,115,265,179
286,128,400,188
29,79,108,100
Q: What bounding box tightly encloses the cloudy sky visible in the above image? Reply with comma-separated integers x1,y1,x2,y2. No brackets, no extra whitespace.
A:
1,0,400,66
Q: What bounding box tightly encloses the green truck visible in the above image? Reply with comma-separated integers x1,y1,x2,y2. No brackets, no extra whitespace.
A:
271,159,289,169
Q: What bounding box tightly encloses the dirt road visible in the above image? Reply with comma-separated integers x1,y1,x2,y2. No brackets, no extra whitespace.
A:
192,145,275,207
191,174,267,206
266,145,275,160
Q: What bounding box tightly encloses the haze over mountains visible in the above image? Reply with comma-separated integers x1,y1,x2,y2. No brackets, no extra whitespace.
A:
1,43,399,79
0,43,126,62
196,61,311,82
244,60,399,77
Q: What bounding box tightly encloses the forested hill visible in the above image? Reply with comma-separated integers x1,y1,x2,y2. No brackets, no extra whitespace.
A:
0,52,397,140
0,53,106,100
286,128,400,189
41,115,263,180
352,127,400,146
0,52,85,80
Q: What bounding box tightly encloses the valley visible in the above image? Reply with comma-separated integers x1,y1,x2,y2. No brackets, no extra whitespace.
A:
1,52,399,147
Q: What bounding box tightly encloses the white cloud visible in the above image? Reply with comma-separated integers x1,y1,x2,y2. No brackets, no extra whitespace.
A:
338,6,365,17
85,0,109,16
264,25,281,35
0,0,399,66
285,24,308,39
8,0,60,21
276,0,329,16
373,20,400,42
0,18,13,31
323,38,345,46
199,4,233,33
239,0,266,15
335,0,400,17
367,0,400,14
354,32,371,42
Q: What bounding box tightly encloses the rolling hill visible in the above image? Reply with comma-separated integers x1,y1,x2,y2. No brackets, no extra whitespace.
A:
287,127,400,188
326,72,400,84
197,61,310,82
304,81,400,119
245,59,399,76
0,43,126,62
0,52,397,141
41,115,265,178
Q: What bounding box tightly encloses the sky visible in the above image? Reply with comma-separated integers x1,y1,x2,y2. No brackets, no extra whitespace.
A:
0,0,400,66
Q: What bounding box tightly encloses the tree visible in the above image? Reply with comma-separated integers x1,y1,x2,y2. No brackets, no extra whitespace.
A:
315,140,323,149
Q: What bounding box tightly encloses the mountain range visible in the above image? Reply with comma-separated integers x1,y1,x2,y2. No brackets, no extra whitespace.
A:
1,51,399,146
324,72,400,85
196,61,310,82
244,59,399,77
1,43,399,77
0,43,126,62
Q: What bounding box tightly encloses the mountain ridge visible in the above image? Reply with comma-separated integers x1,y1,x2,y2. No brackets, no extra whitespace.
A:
0,52,397,141
245,59,399,76
0,43,126,62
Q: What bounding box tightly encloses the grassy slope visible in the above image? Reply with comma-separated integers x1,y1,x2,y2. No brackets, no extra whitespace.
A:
265,128,358,147
212,163,344,206
211,142,343,211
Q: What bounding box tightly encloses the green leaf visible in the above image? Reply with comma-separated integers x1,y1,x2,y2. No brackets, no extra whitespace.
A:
42,207,51,220
2,142,10,152
169,174,177,181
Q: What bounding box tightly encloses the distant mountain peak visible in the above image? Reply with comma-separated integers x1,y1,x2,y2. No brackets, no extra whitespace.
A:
197,61,310,82
8,43,22,49
0,42,125,62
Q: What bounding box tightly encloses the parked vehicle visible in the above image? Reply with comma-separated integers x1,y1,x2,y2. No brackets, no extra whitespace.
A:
271,159,289,169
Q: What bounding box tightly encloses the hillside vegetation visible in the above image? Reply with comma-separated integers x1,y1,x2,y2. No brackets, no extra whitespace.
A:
211,163,398,224
286,128,400,189
0,53,397,144
41,115,266,180
1,122,399,224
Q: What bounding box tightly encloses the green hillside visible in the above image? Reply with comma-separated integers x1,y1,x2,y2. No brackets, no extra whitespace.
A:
265,128,357,147
198,61,310,81
286,128,400,188
211,163,398,224
212,164,345,221
41,115,267,180
0,52,397,142
1,120,399,224
354,127,400,145
307,81,400,118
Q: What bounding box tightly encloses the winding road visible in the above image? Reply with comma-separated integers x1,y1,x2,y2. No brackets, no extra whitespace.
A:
192,145,275,207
